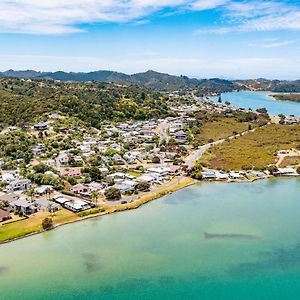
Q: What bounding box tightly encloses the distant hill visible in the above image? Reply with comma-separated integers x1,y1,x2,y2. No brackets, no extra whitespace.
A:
0,69,299,93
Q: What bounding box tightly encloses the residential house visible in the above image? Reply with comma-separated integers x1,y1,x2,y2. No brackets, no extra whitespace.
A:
43,159,56,168
108,172,126,181
113,180,137,194
10,198,36,215
64,199,91,212
0,209,12,222
35,185,53,196
34,122,49,131
60,168,82,178
276,168,297,176
34,199,61,212
0,193,19,205
6,179,32,192
2,172,16,183
57,152,69,165
53,196,69,206
229,172,243,179
202,170,217,179
45,171,59,178
32,144,46,156
99,167,109,175
174,130,189,143
71,184,89,196
137,174,156,184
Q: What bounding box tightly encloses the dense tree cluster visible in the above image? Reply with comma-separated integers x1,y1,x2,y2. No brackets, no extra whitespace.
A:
0,78,172,129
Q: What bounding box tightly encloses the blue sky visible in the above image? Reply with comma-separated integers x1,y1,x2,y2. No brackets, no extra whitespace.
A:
0,0,300,79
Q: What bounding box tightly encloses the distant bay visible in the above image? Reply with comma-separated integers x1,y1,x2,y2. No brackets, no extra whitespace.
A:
209,91,300,117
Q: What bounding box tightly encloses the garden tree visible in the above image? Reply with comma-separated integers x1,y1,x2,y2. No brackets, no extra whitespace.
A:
67,176,77,185
268,165,279,175
160,139,167,146
42,217,53,230
136,181,151,192
104,187,121,201
82,167,103,182
225,101,231,106
33,163,50,174
188,165,203,180
152,156,161,164
91,190,100,206
38,131,44,139
248,124,252,131
152,135,159,144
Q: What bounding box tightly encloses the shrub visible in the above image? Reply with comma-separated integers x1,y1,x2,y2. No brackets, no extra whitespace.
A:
104,187,121,201
42,217,53,230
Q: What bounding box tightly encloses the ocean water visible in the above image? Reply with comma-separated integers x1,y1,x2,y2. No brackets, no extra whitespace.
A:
1,178,300,299
210,91,300,117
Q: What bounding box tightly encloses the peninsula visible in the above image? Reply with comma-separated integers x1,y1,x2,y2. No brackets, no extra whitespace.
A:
271,93,300,103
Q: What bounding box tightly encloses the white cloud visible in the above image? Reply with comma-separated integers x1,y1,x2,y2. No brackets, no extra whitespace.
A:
197,1,300,34
190,0,228,10
249,39,296,48
0,0,227,35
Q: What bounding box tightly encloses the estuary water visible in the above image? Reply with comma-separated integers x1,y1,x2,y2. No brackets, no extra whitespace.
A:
210,91,300,117
1,178,300,300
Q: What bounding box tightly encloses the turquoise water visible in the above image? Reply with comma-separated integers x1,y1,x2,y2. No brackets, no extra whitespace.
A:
1,178,300,299
210,91,300,117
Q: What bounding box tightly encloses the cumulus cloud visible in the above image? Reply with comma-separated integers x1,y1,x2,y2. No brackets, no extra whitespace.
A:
0,0,226,34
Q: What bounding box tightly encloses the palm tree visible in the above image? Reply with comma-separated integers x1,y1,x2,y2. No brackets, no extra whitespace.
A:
27,186,35,201
91,190,100,206
45,187,52,201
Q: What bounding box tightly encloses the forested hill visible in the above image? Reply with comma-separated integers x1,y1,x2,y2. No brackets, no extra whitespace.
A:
0,69,300,93
0,78,173,129
0,70,235,93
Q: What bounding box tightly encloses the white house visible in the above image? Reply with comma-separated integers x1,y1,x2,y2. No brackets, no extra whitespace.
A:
6,179,32,192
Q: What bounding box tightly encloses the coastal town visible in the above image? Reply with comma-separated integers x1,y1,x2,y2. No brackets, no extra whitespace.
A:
0,84,300,239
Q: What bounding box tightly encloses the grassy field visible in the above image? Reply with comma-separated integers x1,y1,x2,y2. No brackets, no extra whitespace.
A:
197,118,256,144
280,156,300,167
0,209,80,243
200,124,300,171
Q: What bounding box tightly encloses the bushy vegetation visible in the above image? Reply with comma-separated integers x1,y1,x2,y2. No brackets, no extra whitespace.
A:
271,94,300,103
187,110,268,147
0,131,34,163
199,124,300,171
0,78,173,129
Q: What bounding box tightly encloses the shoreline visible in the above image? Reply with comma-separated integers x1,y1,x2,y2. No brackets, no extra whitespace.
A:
1,174,299,246
0,176,196,245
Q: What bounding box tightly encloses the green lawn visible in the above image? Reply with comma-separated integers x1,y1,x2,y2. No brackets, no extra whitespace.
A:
0,209,80,243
